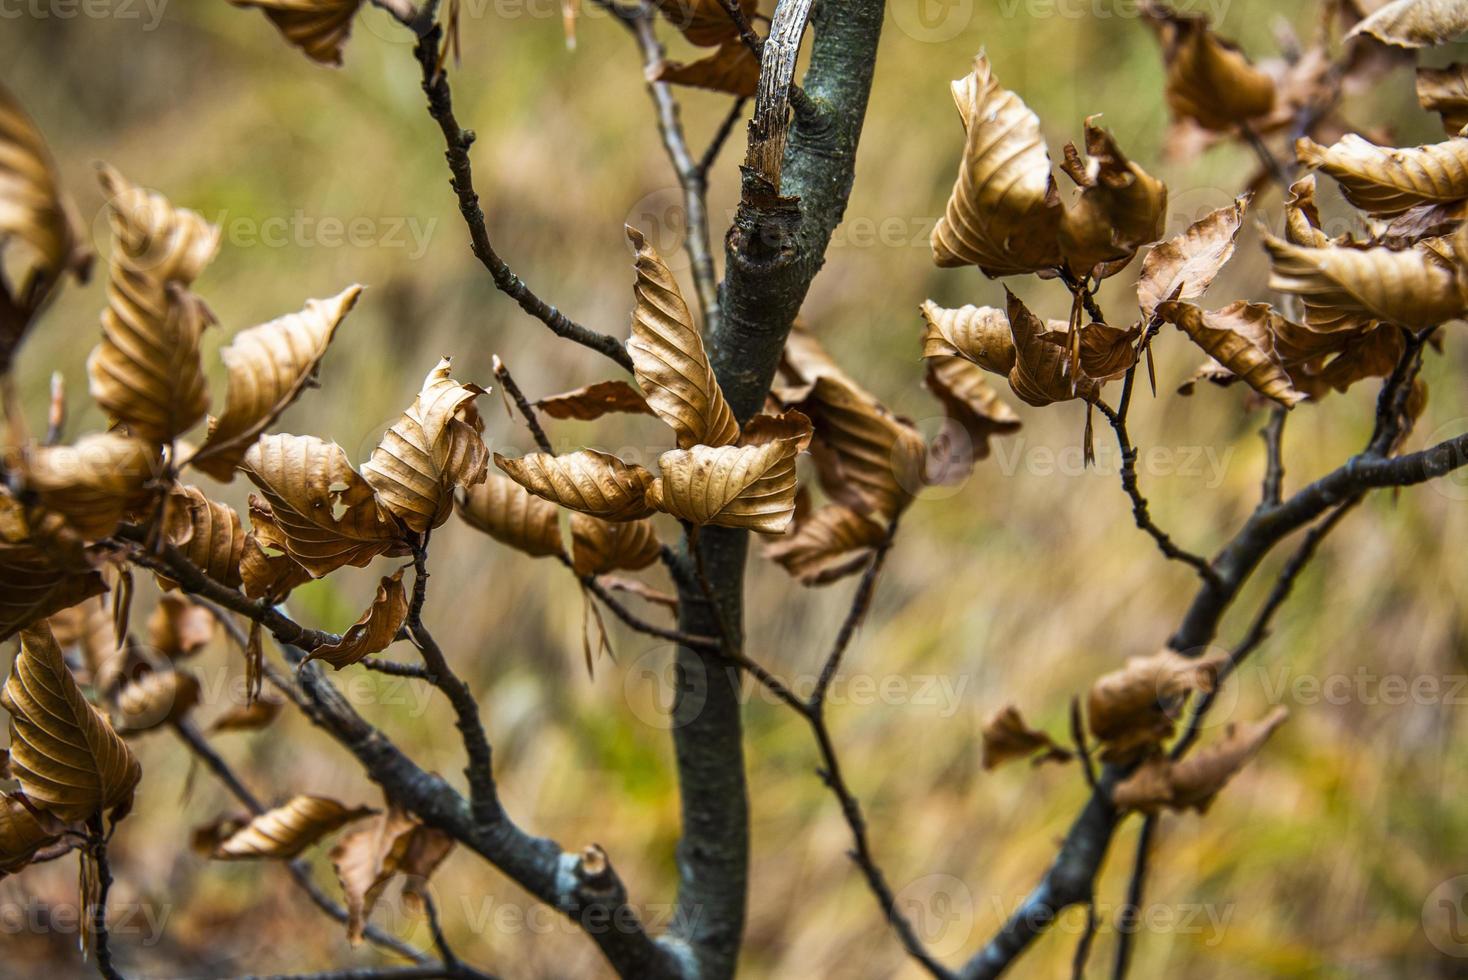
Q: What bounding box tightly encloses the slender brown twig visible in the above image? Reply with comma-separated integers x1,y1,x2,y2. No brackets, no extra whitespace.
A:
491,356,554,454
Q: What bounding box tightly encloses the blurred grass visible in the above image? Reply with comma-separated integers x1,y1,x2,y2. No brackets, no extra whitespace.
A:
2,1,1468,977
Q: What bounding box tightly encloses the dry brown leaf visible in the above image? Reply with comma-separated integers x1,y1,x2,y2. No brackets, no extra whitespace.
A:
214,795,375,860
209,691,284,733
919,302,1017,375
0,546,106,645
1,625,140,823
1038,321,1144,382
981,704,1073,771
923,356,1022,475
48,595,122,694
160,486,245,590
239,516,312,602
22,433,159,540
189,286,362,481
1418,64,1468,135
88,167,218,443
534,380,652,421
650,0,755,46
569,514,659,577
458,473,565,559
1157,301,1308,407
190,814,249,857
1143,3,1276,130
227,0,364,65
1059,118,1168,275
1264,232,1468,327
1113,707,1289,813
113,668,201,734
1005,290,1100,406
362,358,488,533
654,41,759,98
1136,195,1250,316
1297,133,1468,216
1086,648,1223,762
243,434,404,578
648,412,813,534
761,504,885,586
495,449,656,522
146,594,214,661
305,569,409,670
328,803,455,943
625,226,739,450
1348,0,1468,48
931,53,1062,277
0,792,73,875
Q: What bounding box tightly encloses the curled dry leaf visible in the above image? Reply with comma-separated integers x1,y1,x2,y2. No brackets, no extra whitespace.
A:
1143,3,1275,130
146,593,215,660
243,434,403,578
495,449,656,522
191,814,249,857
762,504,885,586
1282,177,1378,335
534,380,652,422
625,226,739,450
0,544,106,645
1037,321,1143,383
1,625,141,823
458,473,565,559
569,514,659,577
923,356,1021,477
650,0,756,46
1113,707,1289,813
919,301,1016,375
189,285,362,481
1157,301,1307,407
209,690,285,733
48,595,122,695
227,0,364,65
981,704,1073,771
1059,118,1168,275
361,358,489,533
649,412,813,534
22,433,159,540
305,568,409,670
1005,290,1100,406
0,792,71,876
1348,0,1468,49
113,668,202,734
160,486,245,590
330,806,455,944
89,166,219,443
1297,134,1468,217
214,795,375,860
1136,195,1249,317
1264,232,1468,328
1086,648,1224,762
654,41,760,98
240,515,312,601
1418,64,1468,136
932,53,1062,277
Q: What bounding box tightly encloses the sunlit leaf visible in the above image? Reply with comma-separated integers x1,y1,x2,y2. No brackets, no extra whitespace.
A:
160,486,245,590
1297,133,1468,216
1136,195,1249,317
1157,300,1308,407
1264,231,1468,327
495,449,656,522
214,795,375,860
919,301,1017,376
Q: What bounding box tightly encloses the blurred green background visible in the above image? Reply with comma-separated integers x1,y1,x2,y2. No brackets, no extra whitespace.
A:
3,0,1468,976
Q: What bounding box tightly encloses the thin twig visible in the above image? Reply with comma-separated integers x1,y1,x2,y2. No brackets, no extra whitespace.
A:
86,817,125,980
1070,697,1097,793
1110,815,1156,980
716,0,764,57
1072,900,1099,980
811,517,898,707
1260,407,1288,508
491,356,554,454
1239,120,1293,191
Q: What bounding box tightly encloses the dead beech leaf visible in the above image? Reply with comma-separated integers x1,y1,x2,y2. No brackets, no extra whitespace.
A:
89,166,219,443
981,704,1073,771
923,356,1022,476
214,795,375,860
146,594,214,660
495,449,656,522
1086,648,1223,762
160,486,245,590
1113,707,1289,813
0,792,72,875
762,504,885,586
240,514,312,602
1136,195,1250,317
650,0,756,46
209,691,284,733
932,52,1062,277
0,546,106,645
1264,232,1468,327
919,302,1017,375
227,0,364,65
305,569,409,670
188,285,362,481
534,380,652,422
361,358,488,533
1037,321,1143,382
330,807,415,945
1297,133,1468,216
1005,290,1100,406
48,595,122,695
1348,0,1468,48
243,434,404,578
1143,3,1276,130
1,625,141,823
625,226,739,450
22,433,159,540
569,514,659,577
1059,118,1168,275
654,41,759,98
1157,301,1307,407
113,668,201,734
1418,64,1468,135
458,473,565,559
